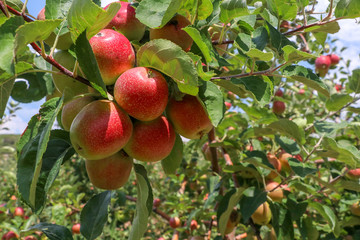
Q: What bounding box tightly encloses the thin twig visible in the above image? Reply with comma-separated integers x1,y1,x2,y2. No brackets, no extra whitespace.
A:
284,17,344,36
303,135,324,163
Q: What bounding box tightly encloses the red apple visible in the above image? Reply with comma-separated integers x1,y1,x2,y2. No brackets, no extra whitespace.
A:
169,217,181,228
272,101,285,115
72,223,81,234
274,89,283,97
251,202,272,225
124,116,176,162
104,1,145,41
167,95,213,139
153,198,161,208
346,168,360,180
328,54,340,66
265,181,284,202
315,55,331,77
190,220,198,231
114,67,168,121
150,14,193,52
70,100,133,160
13,207,24,217
225,102,232,110
298,89,305,95
89,29,135,85
85,150,133,190
1,231,18,240
335,84,342,92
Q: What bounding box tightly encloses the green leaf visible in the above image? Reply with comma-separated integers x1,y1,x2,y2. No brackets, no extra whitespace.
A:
198,81,225,126
45,0,73,19
286,196,308,221
181,0,213,20
335,180,360,192
288,158,317,177
217,188,244,236
14,19,62,53
268,119,305,144
325,93,353,111
282,45,316,62
269,203,294,239
24,223,73,240
267,0,298,20
11,72,48,103
0,77,15,119
67,0,120,40
282,65,330,98
220,0,249,23
75,30,107,98
265,21,297,55
304,21,340,34
129,164,153,240
137,39,198,95
246,48,273,61
80,191,111,240
187,53,216,81
239,187,268,222
161,134,183,175
349,69,360,93
313,32,327,46
135,0,182,28
0,16,24,74
335,0,360,18
275,135,301,155
309,202,341,237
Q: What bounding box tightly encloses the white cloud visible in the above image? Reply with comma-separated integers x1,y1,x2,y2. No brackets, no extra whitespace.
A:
101,0,118,7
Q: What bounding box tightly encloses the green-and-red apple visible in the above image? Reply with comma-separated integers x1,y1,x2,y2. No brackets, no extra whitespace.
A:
167,95,213,139
85,150,133,190
265,181,284,202
150,14,193,52
350,202,360,216
72,223,81,235
346,168,360,180
13,207,24,217
89,29,135,85
51,50,89,96
169,216,181,228
70,100,133,160
272,101,285,115
315,55,331,77
114,67,168,121
124,116,175,162
104,1,145,41
251,202,272,225
328,54,340,66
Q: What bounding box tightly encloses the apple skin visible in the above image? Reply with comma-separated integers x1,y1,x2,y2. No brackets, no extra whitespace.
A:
272,101,285,115
70,100,133,160
85,150,133,190
52,50,89,96
251,202,272,225
224,210,240,234
89,29,135,85
350,202,360,216
124,116,176,162
1,231,19,240
346,168,360,180
328,54,340,66
274,89,283,97
71,223,81,235
61,95,95,131
153,198,161,208
167,95,213,139
13,207,24,217
150,14,193,52
265,181,284,202
315,55,331,77
104,1,145,41
169,216,181,228
114,67,168,121
266,153,281,179
278,151,292,172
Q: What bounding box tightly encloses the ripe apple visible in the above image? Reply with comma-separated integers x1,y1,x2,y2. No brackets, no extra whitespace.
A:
350,202,360,216
272,101,285,115
167,95,213,139
251,202,272,225
346,168,360,180
169,216,181,228
89,29,135,85
274,89,283,97
335,84,342,92
124,116,176,162
224,209,240,234
208,25,227,56
150,14,193,52
266,153,281,179
1,231,19,240
225,102,232,110
298,89,305,95
315,55,331,77
72,223,81,234
13,207,24,217
328,54,340,66
153,198,161,208
265,181,284,202
104,1,145,41
52,50,89,96
70,100,133,160
278,151,292,172
61,95,95,131
37,7,73,50
85,150,133,190
114,67,168,121
190,220,198,231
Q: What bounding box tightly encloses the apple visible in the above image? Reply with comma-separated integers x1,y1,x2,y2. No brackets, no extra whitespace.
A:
169,216,181,228
167,95,213,139
315,55,331,77
153,198,161,208
89,29,135,85
266,153,281,179
224,209,240,234
280,20,290,32
251,202,272,225
227,91,236,100
72,223,81,234
85,150,133,190
335,84,342,92
104,1,145,41
13,207,24,217
70,100,133,160
350,202,360,216
346,168,360,180
150,14,193,52
265,181,284,202
274,89,283,97
272,101,285,115
124,116,176,162
114,67,168,121
61,95,96,131
190,220,198,231
52,50,89,96
37,7,73,50
225,102,232,110
277,151,292,172
208,25,227,56
328,54,340,66
298,89,305,95
1,231,18,240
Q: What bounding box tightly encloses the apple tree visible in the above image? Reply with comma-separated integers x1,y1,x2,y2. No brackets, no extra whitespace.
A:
1,0,360,239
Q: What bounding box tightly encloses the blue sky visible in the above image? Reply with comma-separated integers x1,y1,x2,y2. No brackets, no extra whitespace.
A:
1,0,359,134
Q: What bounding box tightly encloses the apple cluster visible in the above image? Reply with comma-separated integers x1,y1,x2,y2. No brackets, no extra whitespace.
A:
315,54,340,77
39,2,214,190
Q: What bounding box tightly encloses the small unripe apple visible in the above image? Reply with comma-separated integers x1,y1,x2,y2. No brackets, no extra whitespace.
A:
315,55,331,77
150,14,193,52
328,54,340,66
169,216,181,228
224,209,240,234
85,150,133,190
167,95,213,139
346,168,360,180
70,100,133,160
89,29,135,85
124,116,176,162
72,223,81,234
251,202,272,225
114,67,168,121
272,101,285,115
350,202,360,216
266,153,281,179
104,1,145,41
265,181,284,202
278,151,292,172
14,207,24,217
